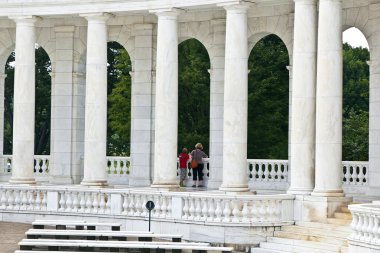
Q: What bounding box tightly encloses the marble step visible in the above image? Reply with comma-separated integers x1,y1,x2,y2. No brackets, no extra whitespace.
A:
334,212,352,220
280,225,350,239
327,218,352,226
295,221,351,232
273,231,348,246
259,238,339,253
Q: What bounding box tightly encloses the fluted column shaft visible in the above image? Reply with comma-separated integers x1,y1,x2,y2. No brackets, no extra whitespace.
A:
81,13,109,186
313,0,344,196
9,16,38,184
151,10,180,188
219,4,249,192
288,0,317,194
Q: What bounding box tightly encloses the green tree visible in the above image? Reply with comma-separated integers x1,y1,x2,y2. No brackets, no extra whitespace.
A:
247,34,289,159
107,42,132,156
342,43,369,161
178,39,210,154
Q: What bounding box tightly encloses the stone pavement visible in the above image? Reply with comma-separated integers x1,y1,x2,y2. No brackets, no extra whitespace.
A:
0,222,31,253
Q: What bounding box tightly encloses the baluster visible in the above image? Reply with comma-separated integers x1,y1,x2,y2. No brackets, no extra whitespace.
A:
182,197,189,219
263,163,269,181
214,199,222,222
259,200,267,222
350,212,358,240
166,197,172,218
14,190,21,210
257,163,263,181
128,195,135,216
154,196,161,218
117,159,123,175
270,163,276,182
106,194,111,214
122,195,128,214
58,192,65,212
188,198,195,220
79,192,86,212
161,197,167,218
34,158,39,173
7,190,14,210
342,165,349,185
34,190,41,210
241,202,249,222
27,191,34,210
20,190,27,210
351,166,357,185
0,190,6,209
141,195,147,217
65,192,73,212
201,198,208,221
41,159,47,174
194,198,202,221
231,200,240,222
363,214,370,241
207,198,214,222
373,216,379,244
283,163,289,182
134,195,141,216
92,193,99,213
99,193,106,214
85,193,92,213
251,201,258,222
367,214,374,243
357,165,364,185
356,213,363,240
72,192,79,212
41,191,47,210
222,200,231,222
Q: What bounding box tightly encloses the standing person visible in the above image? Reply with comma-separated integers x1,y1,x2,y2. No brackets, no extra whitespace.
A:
178,148,190,187
190,143,208,187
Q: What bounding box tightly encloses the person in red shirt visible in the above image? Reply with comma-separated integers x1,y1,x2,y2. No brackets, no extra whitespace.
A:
178,148,190,187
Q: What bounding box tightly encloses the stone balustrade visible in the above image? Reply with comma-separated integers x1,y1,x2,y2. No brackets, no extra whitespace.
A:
0,184,294,226
342,161,368,186
248,159,289,183
2,155,50,175
348,203,380,252
107,156,131,176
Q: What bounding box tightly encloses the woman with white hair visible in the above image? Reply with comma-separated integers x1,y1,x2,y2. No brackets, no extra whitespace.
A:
190,143,208,187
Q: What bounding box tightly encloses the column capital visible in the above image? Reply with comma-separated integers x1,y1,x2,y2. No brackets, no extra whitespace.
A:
149,8,183,18
80,12,113,22
8,15,41,24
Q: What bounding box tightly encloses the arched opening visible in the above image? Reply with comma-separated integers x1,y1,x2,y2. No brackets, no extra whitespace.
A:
177,38,210,154
3,45,51,156
106,41,132,156
247,34,290,159
342,27,369,162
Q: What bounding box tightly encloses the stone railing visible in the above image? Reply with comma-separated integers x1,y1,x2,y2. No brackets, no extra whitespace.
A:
106,156,131,176
176,158,209,187
348,203,380,251
2,155,50,176
0,184,294,226
342,161,368,186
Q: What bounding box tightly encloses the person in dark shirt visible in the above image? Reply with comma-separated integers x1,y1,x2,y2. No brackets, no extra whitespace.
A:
190,143,208,187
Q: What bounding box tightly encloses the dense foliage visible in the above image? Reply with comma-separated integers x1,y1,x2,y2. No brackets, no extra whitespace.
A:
107,42,132,156
247,35,290,159
177,39,210,154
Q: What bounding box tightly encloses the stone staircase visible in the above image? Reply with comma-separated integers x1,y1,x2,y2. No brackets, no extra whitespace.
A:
251,206,352,253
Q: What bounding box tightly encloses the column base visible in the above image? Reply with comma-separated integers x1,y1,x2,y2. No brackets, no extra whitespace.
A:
81,180,108,187
287,187,314,195
9,177,36,184
294,194,352,222
311,189,345,197
219,184,250,192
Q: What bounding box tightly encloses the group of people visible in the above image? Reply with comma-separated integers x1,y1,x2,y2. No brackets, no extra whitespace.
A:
178,143,208,187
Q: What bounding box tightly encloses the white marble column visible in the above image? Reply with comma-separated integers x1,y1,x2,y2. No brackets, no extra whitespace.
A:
288,0,317,194
81,13,109,186
313,0,344,196
151,9,180,188
9,16,38,184
219,4,249,192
